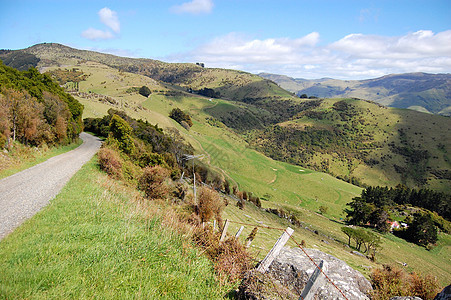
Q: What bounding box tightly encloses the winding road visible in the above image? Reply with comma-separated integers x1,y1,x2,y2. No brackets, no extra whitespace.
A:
0,133,102,240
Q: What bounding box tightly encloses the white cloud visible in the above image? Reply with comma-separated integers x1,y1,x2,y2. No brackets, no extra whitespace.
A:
174,30,451,79
81,28,114,41
82,7,120,41
99,7,120,33
170,0,213,15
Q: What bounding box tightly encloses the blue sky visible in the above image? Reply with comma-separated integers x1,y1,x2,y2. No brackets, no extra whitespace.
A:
1,0,450,79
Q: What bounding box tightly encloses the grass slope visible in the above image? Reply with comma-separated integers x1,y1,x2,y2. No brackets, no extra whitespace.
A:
0,158,228,299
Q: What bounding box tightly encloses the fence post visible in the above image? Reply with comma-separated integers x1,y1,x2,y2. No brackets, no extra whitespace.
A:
299,260,328,300
220,219,230,242
235,226,244,238
256,227,294,273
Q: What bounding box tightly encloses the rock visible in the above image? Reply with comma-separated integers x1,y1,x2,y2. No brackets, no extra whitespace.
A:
351,250,366,257
238,247,372,300
434,285,451,300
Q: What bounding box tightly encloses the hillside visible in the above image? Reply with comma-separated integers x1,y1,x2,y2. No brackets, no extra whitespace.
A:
2,43,450,192
259,72,451,116
0,43,294,103
1,44,449,287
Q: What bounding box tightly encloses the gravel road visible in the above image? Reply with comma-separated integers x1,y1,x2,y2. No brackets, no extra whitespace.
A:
0,132,102,240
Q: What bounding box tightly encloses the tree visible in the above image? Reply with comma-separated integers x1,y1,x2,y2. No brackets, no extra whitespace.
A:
139,86,151,97
405,212,438,246
345,197,375,225
319,205,328,215
341,226,354,246
370,208,391,233
108,114,135,154
169,108,193,127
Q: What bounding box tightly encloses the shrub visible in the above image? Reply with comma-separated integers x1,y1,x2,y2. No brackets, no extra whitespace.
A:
138,86,151,97
138,165,170,199
370,265,440,300
108,114,135,155
197,186,224,223
237,199,244,210
319,205,328,214
215,238,252,283
97,147,123,179
121,159,142,185
193,226,252,284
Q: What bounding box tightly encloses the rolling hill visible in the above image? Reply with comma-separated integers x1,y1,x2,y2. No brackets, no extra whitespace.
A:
1,43,450,192
259,72,451,116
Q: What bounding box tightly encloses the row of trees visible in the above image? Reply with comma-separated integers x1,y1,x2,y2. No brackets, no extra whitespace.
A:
341,227,381,259
345,185,450,247
350,185,450,220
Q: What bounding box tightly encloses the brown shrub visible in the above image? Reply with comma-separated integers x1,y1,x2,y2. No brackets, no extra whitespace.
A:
197,186,224,223
410,272,440,300
215,238,252,283
193,226,252,284
371,265,440,300
98,147,123,179
138,165,170,199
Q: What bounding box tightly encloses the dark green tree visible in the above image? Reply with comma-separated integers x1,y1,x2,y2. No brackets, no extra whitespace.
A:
345,197,375,225
139,86,151,97
406,212,438,246
370,208,391,233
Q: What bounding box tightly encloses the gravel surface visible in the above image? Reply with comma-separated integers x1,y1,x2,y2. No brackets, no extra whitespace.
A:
0,132,102,240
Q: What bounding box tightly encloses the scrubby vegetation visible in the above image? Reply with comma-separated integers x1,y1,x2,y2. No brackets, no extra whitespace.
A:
371,265,440,300
0,61,83,148
87,110,255,289
169,107,193,129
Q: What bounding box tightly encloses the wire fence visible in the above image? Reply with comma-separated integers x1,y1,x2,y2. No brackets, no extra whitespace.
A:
227,219,350,300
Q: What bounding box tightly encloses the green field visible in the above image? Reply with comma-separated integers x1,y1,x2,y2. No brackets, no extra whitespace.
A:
30,59,451,286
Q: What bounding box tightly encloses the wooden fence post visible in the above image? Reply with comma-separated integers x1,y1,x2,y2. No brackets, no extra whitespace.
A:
256,227,294,273
235,226,244,238
220,219,230,242
299,260,328,300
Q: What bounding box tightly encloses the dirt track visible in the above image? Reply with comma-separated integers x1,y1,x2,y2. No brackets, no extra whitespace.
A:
0,133,101,240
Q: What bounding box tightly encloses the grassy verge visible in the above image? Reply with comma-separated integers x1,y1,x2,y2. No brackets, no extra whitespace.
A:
0,139,82,179
0,157,229,299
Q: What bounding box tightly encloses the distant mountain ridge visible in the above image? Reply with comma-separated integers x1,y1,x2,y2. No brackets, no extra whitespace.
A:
0,43,294,104
259,72,451,116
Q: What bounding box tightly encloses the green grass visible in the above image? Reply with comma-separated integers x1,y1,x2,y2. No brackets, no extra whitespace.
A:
0,139,82,179
0,158,229,299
